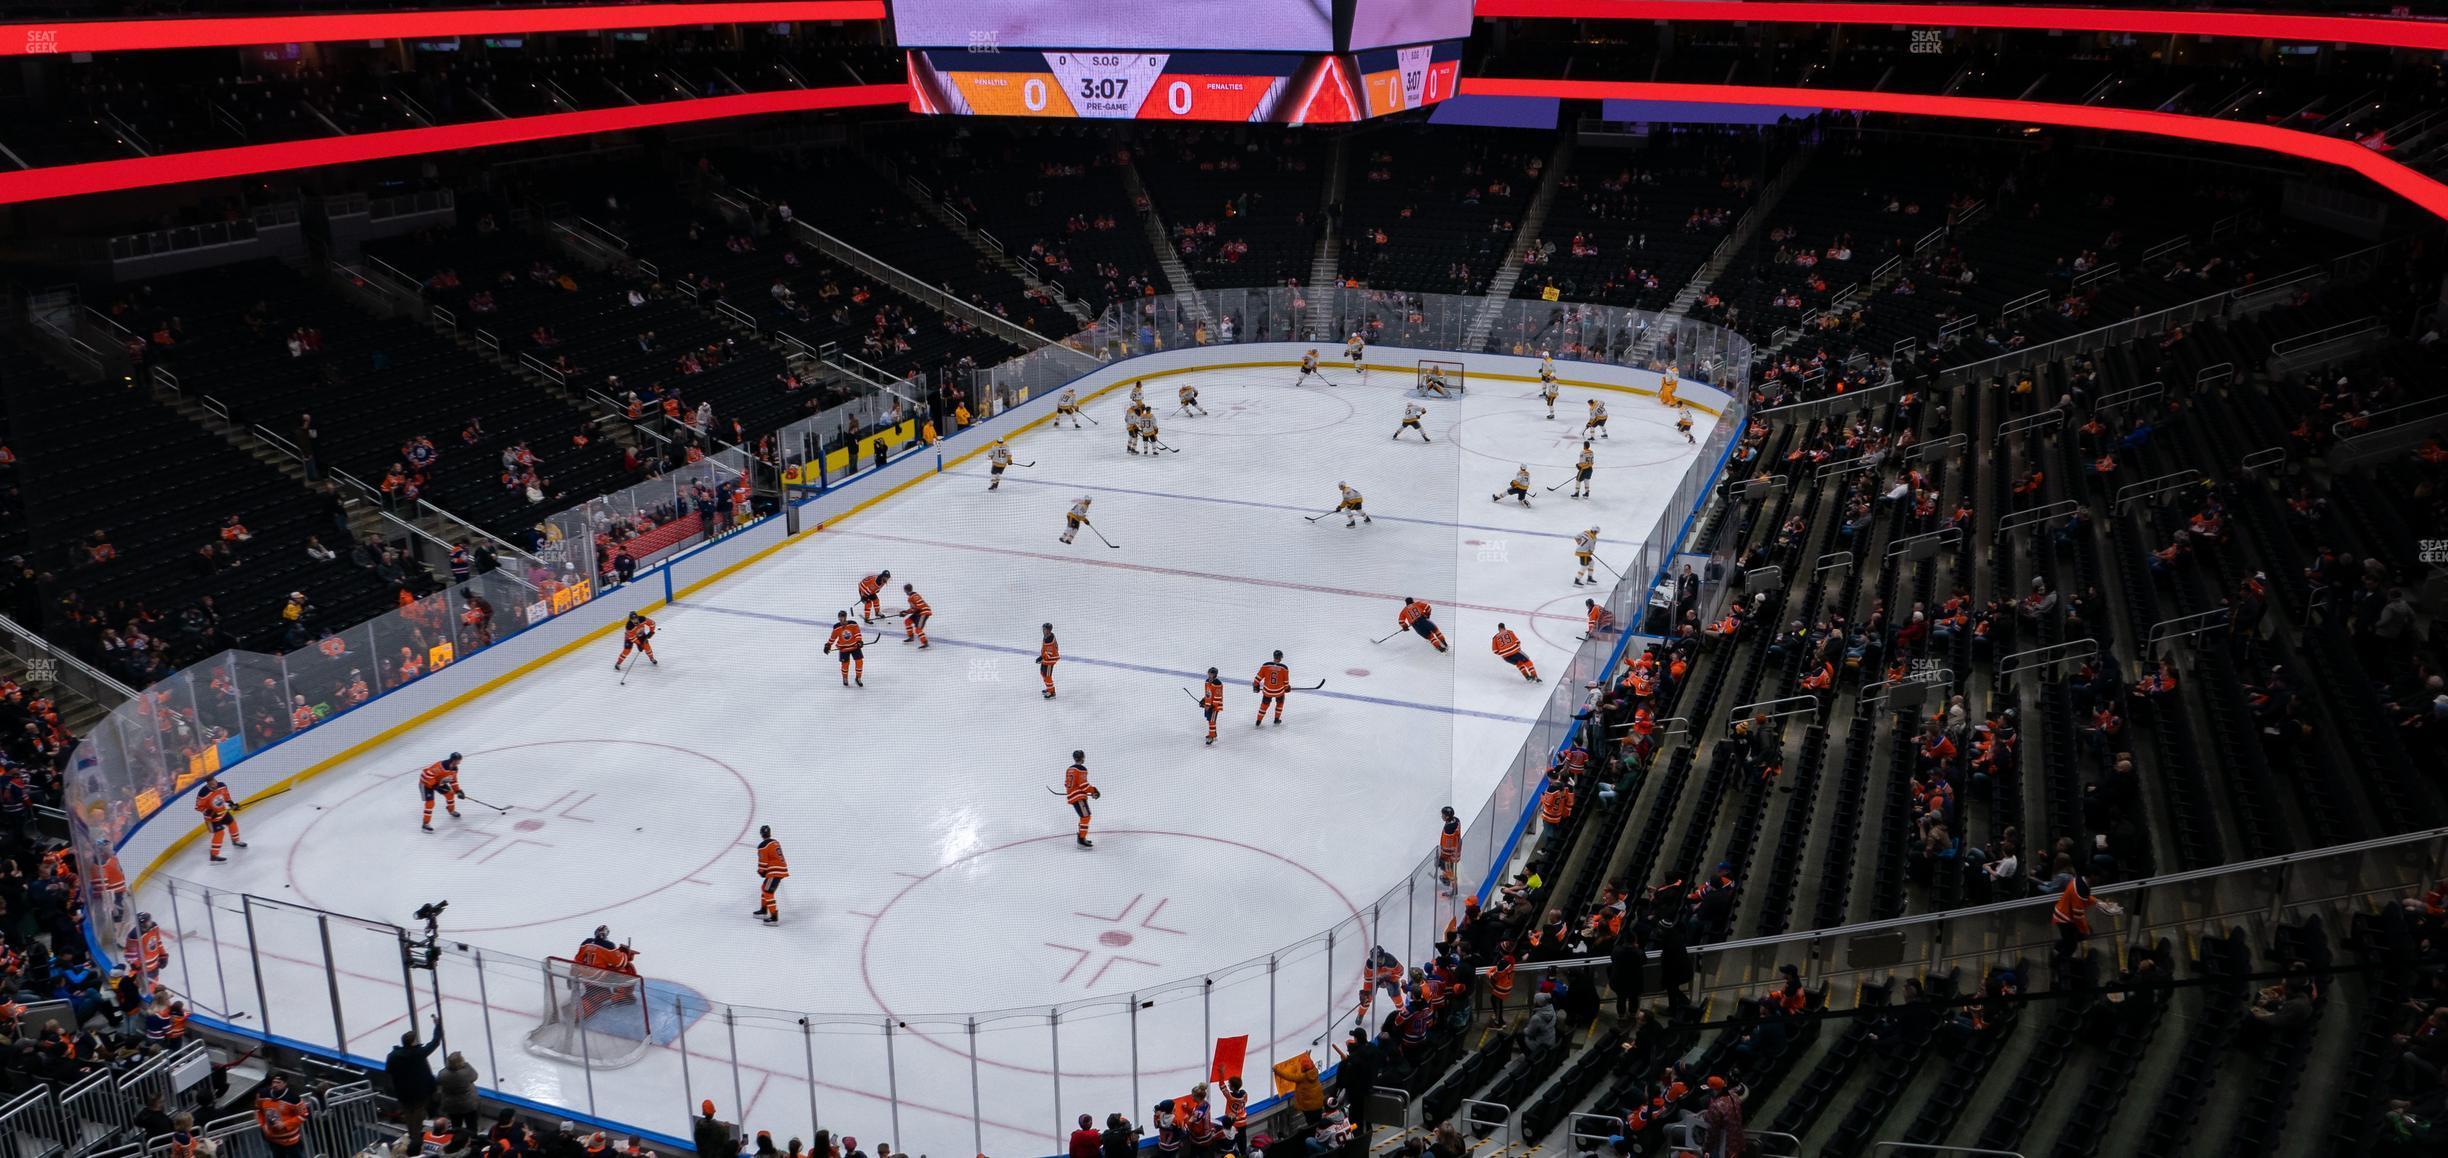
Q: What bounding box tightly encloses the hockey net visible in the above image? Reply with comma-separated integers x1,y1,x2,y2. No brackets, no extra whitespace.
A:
1414,359,1467,398
526,956,654,1069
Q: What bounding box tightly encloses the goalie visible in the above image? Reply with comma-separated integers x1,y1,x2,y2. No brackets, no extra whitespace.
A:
1417,366,1457,399
569,926,640,1018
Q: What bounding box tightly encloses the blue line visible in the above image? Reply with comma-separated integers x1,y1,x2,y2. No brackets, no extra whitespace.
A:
673,600,1538,725
952,470,1629,546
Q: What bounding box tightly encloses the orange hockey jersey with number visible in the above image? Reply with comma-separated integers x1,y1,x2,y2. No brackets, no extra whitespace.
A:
1253,661,1289,695
858,575,884,601
1063,762,1096,805
1492,629,1524,658
624,616,655,645
1398,601,1431,628
1200,678,1224,711
756,838,790,880
419,762,458,790
904,591,931,617
826,622,862,652
1039,637,1060,665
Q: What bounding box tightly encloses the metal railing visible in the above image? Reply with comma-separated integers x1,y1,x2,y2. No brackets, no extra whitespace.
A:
0,614,136,708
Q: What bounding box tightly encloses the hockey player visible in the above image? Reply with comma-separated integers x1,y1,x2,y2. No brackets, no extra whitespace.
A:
1493,465,1533,506
1039,623,1060,698
1585,599,1617,638
1125,408,1144,455
126,912,166,990
1140,408,1163,451
825,611,866,686
1129,382,1145,410
196,774,245,862
418,752,463,832
1199,668,1225,745
1398,598,1448,652
1582,398,1609,439
1178,382,1205,416
1055,388,1084,429
899,584,931,648
1492,624,1540,682
856,570,892,622
753,825,787,924
1677,411,1695,443
1572,442,1595,499
988,440,1015,490
1336,483,1371,527
1064,751,1100,848
1573,527,1600,587
1394,401,1430,442
1435,806,1462,894
1658,369,1680,409
1295,349,1323,386
1540,357,1561,420
1059,496,1094,544
1345,332,1366,377
616,611,657,669
1419,366,1454,398
570,927,639,1015
1252,650,1291,725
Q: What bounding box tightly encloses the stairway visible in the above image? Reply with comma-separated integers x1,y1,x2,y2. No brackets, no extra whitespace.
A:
1308,133,1352,289
849,143,1098,327
1463,133,1579,350
1627,140,1819,364
1122,156,1210,325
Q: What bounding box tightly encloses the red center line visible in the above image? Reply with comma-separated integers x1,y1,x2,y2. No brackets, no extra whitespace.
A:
826,528,1585,625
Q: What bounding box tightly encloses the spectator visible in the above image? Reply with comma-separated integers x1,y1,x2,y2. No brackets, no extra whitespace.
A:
256,1075,310,1158
437,1051,481,1139
384,1018,444,1130
693,1102,737,1158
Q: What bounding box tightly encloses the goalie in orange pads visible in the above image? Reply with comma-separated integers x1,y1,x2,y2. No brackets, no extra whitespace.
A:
569,925,640,1017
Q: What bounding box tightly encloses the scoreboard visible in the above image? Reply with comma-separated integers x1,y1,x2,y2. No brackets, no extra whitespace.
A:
904,42,1463,123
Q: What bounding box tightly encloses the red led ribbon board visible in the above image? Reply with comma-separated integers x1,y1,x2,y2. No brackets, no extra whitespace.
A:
1459,77,2448,221
3,2,886,56
0,85,908,205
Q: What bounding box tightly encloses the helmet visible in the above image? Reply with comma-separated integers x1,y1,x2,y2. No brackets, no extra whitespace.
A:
447,752,462,762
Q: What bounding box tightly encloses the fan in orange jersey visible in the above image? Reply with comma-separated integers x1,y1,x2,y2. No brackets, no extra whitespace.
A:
898,584,932,648
753,826,788,924
855,570,892,622
824,611,866,687
195,774,245,863
1491,625,1539,682
418,752,464,832
1199,668,1225,745
1251,650,1291,726
1063,750,1101,849
616,611,657,669
1398,598,1449,653
1435,805,1462,894
1038,623,1060,699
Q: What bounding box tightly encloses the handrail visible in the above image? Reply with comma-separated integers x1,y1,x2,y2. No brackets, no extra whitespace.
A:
1994,499,2080,540
1726,695,1819,730
519,352,567,386
771,210,1073,353
1996,636,2102,680
1995,408,2065,443
2110,468,2204,513
2092,380,2162,414
0,614,137,707
2145,606,2232,649
713,299,759,335
2271,315,2385,360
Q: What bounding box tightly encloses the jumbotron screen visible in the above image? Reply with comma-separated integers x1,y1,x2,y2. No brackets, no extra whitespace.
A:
886,0,1472,53
905,42,1462,123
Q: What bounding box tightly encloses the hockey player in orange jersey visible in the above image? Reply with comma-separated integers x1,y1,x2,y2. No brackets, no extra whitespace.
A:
570,925,639,1017
418,752,464,832
856,570,892,623
753,826,788,924
898,584,932,648
1063,751,1100,849
1491,625,1540,682
1398,598,1448,652
1038,623,1060,698
616,612,657,669
1199,668,1225,745
196,774,245,862
824,611,867,686
1251,651,1291,726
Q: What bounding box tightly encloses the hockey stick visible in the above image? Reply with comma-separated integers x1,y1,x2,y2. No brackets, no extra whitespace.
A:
1305,509,1341,523
1148,439,1181,454
1293,680,1327,691
1595,555,1625,578
1083,412,1101,426
1084,522,1122,549
1017,461,1037,468
1370,628,1405,644
619,657,633,686
1545,479,1572,492
456,793,512,814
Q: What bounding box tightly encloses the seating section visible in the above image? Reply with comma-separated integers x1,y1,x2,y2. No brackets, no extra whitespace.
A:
879,125,1173,312
1514,130,1779,312
1341,127,1547,295
1139,128,1331,289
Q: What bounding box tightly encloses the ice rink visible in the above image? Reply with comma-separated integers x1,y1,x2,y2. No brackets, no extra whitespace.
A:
135,354,1713,1156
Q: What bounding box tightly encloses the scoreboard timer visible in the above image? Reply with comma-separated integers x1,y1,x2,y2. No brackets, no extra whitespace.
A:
906,42,1461,124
